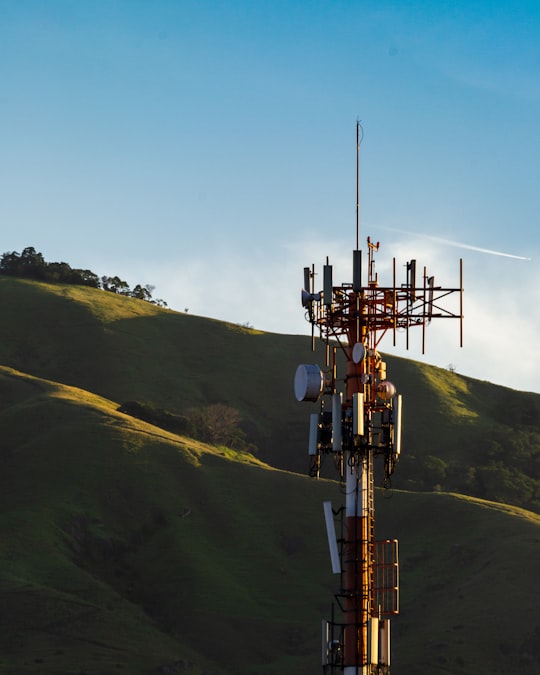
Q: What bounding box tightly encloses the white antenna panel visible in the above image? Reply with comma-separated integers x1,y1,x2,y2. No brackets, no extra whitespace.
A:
352,392,365,436
380,620,391,666
370,617,379,666
332,392,342,452
323,264,333,307
304,267,311,293
393,394,402,456
323,501,341,574
322,621,329,666
353,249,362,292
308,413,319,455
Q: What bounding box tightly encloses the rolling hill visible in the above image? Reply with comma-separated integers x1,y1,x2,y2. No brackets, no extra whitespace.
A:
1,276,539,513
0,277,539,674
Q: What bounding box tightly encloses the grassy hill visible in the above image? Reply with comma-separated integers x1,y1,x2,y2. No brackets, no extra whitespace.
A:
0,366,539,674
0,366,330,674
1,277,539,512
0,276,319,471
0,277,539,674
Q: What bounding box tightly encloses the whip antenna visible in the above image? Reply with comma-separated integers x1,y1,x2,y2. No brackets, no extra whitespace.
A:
356,120,363,250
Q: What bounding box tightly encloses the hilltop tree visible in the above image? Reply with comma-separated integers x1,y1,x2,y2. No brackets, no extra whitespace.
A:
76,268,101,288
0,246,166,306
20,246,46,276
101,275,130,295
0,246,46,278
131,284,153,301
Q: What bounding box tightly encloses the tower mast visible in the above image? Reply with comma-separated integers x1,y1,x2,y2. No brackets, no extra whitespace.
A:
294,123,464,673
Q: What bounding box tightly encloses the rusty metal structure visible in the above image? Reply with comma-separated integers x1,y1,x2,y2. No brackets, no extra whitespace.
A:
294,123,463,674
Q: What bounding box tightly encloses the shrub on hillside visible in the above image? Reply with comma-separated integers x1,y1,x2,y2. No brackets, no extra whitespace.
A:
118,401,257,455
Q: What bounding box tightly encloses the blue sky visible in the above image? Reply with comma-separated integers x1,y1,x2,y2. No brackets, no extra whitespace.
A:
1,0,540,392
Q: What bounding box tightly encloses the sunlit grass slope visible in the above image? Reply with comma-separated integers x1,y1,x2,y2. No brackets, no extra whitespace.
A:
377,491,540,674
0,277,323,472
0,366,539,673
0,366,334,674
0,277,540,486
1,276,539,513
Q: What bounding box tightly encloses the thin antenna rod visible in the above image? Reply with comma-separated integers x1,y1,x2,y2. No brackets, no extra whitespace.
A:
356,120,360,250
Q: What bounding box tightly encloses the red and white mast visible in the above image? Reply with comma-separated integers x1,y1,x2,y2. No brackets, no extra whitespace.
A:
294,122,463,673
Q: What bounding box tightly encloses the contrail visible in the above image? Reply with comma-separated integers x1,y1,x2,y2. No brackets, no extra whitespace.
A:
378,226,531,261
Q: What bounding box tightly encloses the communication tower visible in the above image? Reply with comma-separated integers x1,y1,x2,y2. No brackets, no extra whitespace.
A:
294,123,463,674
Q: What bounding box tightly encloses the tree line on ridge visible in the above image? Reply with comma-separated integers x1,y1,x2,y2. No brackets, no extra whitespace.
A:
0,246,167,306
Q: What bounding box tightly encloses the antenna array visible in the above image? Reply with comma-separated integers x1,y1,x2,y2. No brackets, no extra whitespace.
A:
294,123,463,674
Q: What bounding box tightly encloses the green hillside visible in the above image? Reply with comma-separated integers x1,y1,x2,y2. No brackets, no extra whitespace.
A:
0,277,320,471
0,366,329,674
0,277,539,674
0,277,539,512
0,366,539,674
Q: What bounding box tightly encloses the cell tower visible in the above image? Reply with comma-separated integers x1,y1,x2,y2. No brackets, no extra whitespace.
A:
294,123,463,674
